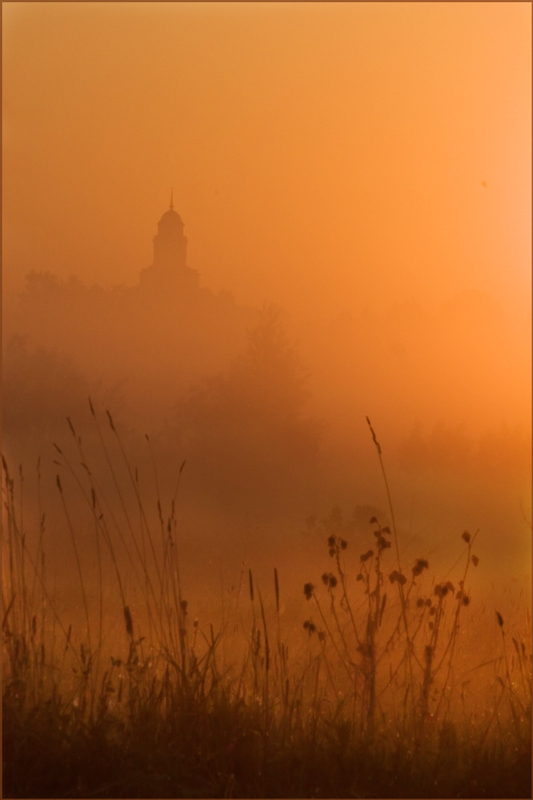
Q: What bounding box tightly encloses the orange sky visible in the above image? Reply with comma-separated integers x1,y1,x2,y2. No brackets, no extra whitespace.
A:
3,2,531,320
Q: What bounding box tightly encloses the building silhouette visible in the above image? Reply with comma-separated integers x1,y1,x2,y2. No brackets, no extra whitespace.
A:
140,190,199,292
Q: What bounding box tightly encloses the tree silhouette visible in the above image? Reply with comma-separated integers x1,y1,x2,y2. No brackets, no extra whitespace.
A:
166,305,322,515
2,336,90,459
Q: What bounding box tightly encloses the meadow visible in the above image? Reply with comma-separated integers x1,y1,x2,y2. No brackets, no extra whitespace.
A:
2,410,531,798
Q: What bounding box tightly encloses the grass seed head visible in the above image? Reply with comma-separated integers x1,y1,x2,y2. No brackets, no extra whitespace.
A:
248,569,254,603
123,605,133,638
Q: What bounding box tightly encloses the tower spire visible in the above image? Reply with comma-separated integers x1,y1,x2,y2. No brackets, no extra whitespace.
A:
170,188,174,210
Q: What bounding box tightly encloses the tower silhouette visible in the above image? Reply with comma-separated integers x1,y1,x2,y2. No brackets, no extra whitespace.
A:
140,191,199,292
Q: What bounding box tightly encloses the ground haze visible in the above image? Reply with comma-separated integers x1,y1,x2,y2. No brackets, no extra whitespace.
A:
2,3,531,798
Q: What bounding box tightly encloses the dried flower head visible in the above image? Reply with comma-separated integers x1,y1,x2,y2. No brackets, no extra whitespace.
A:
471,555,479,567
389,570,407,586
322,573,329,585
304,582,314,600
340,539,348,550
412,557,429,576
462,595,470,606
462,531,471,543
370,516,378,524
360,549,374,562
496,611,504,627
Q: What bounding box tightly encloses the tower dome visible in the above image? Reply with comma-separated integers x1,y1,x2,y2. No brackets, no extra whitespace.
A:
158,189,184,231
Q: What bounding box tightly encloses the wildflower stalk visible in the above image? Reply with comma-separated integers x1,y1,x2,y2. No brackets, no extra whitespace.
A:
366,417,414,717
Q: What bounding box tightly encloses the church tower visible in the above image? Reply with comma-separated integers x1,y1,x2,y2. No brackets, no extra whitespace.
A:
140,191,199,292
153,189,188,270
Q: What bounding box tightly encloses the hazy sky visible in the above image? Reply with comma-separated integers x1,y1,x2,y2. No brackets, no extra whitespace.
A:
3,2,531,319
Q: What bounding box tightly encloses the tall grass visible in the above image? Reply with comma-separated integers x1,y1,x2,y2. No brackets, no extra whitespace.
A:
2,406,531,798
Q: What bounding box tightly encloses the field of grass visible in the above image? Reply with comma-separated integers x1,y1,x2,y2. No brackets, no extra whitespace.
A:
2,411,531,798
